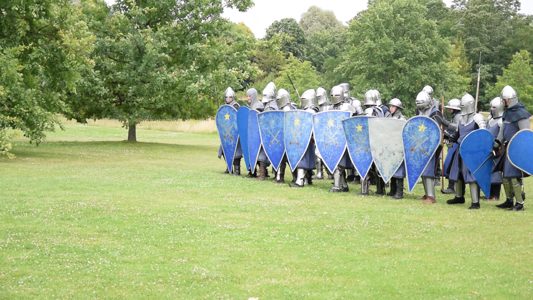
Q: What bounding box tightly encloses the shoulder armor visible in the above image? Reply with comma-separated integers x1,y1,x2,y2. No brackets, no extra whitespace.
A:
340,102,356,114
474,113,486,129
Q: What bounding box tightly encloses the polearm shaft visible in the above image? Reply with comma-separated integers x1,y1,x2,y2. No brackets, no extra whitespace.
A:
287,74,301,100
474,52,482,112
440,82,445,189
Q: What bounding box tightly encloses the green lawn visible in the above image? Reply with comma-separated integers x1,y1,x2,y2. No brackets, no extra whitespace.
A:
1,124,532,299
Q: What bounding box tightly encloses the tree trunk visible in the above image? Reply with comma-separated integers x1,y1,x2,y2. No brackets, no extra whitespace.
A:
128,124,137,142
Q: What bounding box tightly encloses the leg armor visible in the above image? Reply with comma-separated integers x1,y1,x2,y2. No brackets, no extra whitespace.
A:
468,183,480,209
496,178,515,208
330,168,348,193
509,178,525,211
290,168,305,188
231,158,241,176
392,178,404,199
312,158,324,179
422,177,436,203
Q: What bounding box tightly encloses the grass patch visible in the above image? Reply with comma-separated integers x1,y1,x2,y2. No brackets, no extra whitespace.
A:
0,124,532,299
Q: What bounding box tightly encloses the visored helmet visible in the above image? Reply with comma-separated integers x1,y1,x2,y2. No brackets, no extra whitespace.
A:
316,87,330,106
276,89,291,109
422,85,434,97
330,85,344,105
388,98,402,110
444,98,461,110
460,93,475,115
339,83,351,99
415,91,432,110
500,85,518,108
300,89,316,109
490,97,504,118
262,82,277,104
224,87,235,103
364,89,380,106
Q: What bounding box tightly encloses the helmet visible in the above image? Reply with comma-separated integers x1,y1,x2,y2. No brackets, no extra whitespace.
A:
415,91,432,110
276,89,291,109
300,89,316,109
316,87,330,106
247,88,263,111
224,87,235,103
388,98,402,110
500,85,518,108
444,98,461,110
490,97,504,119
330,86,344,105
422,85,434,97
262,82,276,104
460,93,475,115
364,89,381,106
339,83,351,99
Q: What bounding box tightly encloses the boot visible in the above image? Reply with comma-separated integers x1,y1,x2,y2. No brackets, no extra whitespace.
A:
256,166,267,181
388,178,397,197
305,170,313,186
222,167,229,174
423,197,436,204
231,165,240,176
496,198,514,209
375,177,385,195
508,202,524,211
275,164,286,184
290,169,305,188
468,203,480,209
392,179,404,199
312,159,324,180
357,177,370,196
447,196,465,204
441,180,455,194
330,168,349,193
243,168,257,178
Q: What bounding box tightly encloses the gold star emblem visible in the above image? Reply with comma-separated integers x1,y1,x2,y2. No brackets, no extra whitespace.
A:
327,119,334,126
357,125,363,132
418,124,427,132
224,114,230,120
294,118,300,125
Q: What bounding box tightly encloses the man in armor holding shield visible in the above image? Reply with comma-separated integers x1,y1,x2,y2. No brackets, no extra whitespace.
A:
218,87,243,175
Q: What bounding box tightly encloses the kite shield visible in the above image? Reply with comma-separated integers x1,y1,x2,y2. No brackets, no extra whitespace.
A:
508,129,533,176
258,111,285,171
313,111,351,173
368,118,406,184
237,107,250,171
284,111,314,171
216,105,239,173
247,110,261,173
343,116,374,179
403,116,441,192
460,129,494,196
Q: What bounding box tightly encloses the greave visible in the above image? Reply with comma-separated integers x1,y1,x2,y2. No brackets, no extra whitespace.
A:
455,179,465,198
502,178,513,199
333,168,343,189
294,168,305,186
360,176,370,195
316,158,323,178
423,177,436,198
512,178,525,204
470,183,480,204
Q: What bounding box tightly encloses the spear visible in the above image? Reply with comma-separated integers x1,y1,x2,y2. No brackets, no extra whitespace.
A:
474,52,482,112
440,82,445,190
287,74,301,100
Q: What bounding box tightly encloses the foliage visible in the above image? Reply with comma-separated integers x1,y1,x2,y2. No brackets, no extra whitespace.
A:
273,55,321,104
265,18,307,59
68,0,256,141
299,5,345,37
0,129,17,158
487,50,533,111
444,39,472,102
0,0,95,144
250,36,288,84
341,0,451,116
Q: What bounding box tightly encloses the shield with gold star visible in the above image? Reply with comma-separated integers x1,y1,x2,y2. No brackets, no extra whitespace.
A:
237,107,250,171
216,105,240,172
284,111,315,171
247,109,262,173
313,111,351,173
403,116,442,192
258,111,286,170
343,116,374,179
368,118,406,184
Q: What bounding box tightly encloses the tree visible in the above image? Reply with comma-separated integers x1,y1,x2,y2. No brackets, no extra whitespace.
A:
445,39,472,101
69,0,256,141
273,55,321,104
0,0,94,147
299,6,345,37
265,18,306,59
340,0,452,116
486,50,533,111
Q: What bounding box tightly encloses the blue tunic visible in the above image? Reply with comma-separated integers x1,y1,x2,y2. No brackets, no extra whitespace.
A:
296,140,316,170
421,107,441,178
448,121,477,183
443,143,458,177
393,162,406,178
487,120,502,184
500,122,524,178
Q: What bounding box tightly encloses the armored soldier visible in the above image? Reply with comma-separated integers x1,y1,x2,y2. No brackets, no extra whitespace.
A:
441,98,461,194
445,94,486,209
256,83,277,181
422,85,443,113
313,87,332,180
242,88,263,178
339,83,365,115
415,91,444,204
485,97,504,201
218,87,243,175
290,89,319,187
387,98,407,199
493,86,531,211
329,85,356,193
271,89,294,184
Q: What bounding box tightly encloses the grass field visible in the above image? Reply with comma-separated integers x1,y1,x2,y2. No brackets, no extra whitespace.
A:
1,122,532,299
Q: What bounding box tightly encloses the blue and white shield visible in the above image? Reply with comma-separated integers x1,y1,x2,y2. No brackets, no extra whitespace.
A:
508,129,533,176
313,111,351,173
343,116,374,179
460,129,494,196
403,116,441,192
258,111,285,171
247,110,261,173
216,105,239,172
368,118,406,184
285,111,314,171
237,107,250,171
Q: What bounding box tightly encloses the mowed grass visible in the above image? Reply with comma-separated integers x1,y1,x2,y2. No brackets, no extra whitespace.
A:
1,123,532,299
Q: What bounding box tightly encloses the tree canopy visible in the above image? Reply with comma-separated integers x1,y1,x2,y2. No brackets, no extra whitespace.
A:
265,18,307,60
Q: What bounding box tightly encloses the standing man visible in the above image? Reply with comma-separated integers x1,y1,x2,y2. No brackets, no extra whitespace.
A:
486,97,504,201
493,86,531,211
313,87,332,180
441,98,461,194
272,89,294,184
218,87,243,175
256,82,277,181
387,98,407,199
242,88,263,178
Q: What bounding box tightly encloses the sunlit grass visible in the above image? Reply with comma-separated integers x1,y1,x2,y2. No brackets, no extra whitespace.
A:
0,123,532,299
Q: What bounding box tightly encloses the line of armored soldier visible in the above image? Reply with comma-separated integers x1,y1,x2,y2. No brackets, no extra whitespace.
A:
221,83,530,210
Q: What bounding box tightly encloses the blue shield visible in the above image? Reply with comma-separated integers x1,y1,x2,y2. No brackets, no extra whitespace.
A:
285,111,314,171
258,111,285,170
313,111,351,173
403,116,441,192
247,110,261,173
343,116,374,179
460,129,494,196
237,107,250,171
368,118,406,184
508,129,533,176
216,105,239,172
